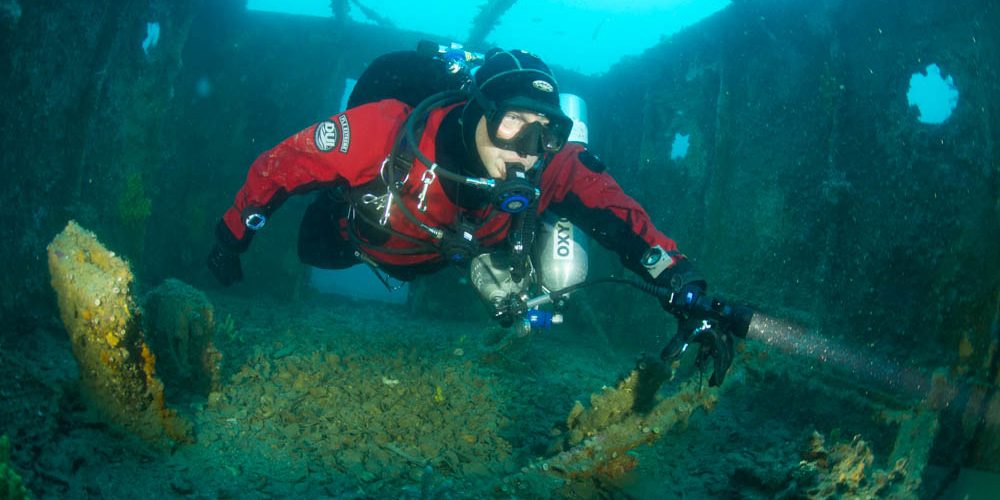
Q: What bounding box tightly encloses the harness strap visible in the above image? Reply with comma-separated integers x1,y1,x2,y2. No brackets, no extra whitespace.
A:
347,205,439,255
343,96,517,263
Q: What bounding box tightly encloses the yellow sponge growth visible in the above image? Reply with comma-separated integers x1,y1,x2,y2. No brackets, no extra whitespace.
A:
47,221,191,446
540,356,721,482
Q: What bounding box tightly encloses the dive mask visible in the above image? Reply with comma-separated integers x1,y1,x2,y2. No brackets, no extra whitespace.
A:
485,99,572,157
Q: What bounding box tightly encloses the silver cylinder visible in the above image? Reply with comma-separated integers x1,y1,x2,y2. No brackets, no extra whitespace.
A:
469,252,528,307
560,93,589,145
536,214,589,292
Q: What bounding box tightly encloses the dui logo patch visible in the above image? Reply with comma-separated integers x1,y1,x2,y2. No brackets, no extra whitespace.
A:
314,120,338,152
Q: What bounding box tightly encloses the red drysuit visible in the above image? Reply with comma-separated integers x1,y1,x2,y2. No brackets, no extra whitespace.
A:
218,99,682,277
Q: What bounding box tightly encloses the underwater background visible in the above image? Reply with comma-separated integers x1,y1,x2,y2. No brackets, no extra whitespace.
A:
1,0,999,498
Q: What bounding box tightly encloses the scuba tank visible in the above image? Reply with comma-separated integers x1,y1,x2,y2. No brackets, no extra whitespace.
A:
535,213,589,292
469,252,531,328
536,93,590,293
469,213,590,334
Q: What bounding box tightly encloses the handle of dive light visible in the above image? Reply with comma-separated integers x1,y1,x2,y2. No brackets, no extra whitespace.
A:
518,277,754,339
646,283,754,339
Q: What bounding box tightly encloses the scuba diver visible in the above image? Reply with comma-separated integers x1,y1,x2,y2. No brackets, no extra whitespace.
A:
207,48,750,385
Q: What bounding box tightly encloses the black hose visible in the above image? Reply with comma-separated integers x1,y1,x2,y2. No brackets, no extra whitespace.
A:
548,276,669,302
545,277,753,339
382,91,467,239
508,202,539,281
402,91,483,185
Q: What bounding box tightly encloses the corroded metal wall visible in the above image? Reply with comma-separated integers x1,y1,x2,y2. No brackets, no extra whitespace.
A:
0,0,203,326
586,0,999,468
0,1,452,325
589,0,998,367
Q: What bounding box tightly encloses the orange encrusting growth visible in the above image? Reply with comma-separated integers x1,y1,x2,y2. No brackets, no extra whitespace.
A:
47,221,191,447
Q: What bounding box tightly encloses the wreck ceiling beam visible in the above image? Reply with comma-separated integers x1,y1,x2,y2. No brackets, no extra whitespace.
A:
350,0,395,29
467,0,517,48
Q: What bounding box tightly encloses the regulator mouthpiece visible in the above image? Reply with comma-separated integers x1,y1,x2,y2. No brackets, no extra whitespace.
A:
493,164,538,213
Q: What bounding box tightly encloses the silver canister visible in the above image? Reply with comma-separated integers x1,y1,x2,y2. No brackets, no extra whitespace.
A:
560,93,589,146
536,214,589,292
469,252,529,308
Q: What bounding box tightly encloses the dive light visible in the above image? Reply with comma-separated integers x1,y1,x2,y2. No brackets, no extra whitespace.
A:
661,286,754,339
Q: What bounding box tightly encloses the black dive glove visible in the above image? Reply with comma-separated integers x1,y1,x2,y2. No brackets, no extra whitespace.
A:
661,315,736,387
207,243,242,286
655,258,708,317
655,258,743,387
207,220,252,286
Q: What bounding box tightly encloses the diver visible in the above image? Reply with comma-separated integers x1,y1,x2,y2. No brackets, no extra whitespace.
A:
207,48,737,381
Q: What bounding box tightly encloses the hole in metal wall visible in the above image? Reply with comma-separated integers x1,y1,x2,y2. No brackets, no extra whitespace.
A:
907,63,959,125
670,133,690,160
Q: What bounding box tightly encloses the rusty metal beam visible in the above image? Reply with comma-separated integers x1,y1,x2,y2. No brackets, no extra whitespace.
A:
467,0,517,48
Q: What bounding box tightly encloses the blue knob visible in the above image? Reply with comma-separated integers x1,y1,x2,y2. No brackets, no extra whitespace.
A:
526,309,553,329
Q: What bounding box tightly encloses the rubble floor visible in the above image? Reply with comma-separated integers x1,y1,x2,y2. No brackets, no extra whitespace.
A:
0,292,974,498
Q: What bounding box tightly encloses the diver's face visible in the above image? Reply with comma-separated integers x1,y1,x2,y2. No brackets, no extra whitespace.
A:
474,111,550,179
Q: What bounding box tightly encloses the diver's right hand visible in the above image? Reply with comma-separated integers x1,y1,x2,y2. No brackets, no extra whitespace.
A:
207,243,243,286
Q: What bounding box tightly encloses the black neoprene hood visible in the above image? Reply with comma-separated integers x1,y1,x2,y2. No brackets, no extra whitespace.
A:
460,49,572,159
470,49,566,119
